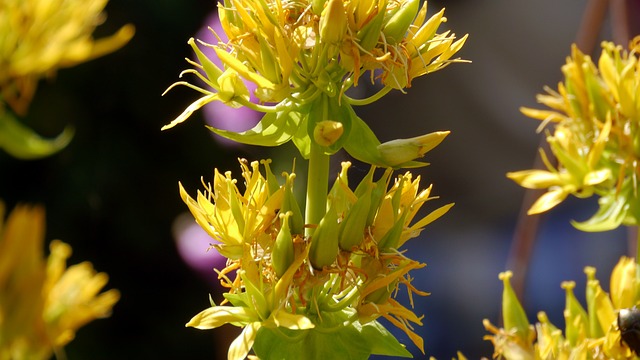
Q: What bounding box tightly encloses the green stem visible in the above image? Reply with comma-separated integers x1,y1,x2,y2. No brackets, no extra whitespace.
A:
344,86,393,106
305,96,330,237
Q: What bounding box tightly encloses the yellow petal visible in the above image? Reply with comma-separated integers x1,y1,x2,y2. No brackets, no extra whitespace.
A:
186,306,256,329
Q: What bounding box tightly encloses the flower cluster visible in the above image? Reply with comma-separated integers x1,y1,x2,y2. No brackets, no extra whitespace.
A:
180,159,453,359
484,256,640,359
163,0,466,168
0,0,134,159
508,37,640,231
0,203,120,359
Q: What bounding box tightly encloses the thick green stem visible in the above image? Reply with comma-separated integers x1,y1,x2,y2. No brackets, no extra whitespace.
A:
305,96,330,237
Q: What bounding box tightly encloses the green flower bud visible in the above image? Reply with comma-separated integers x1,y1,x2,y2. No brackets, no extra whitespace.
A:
319,0,348,45
561,281,588,346
281,172,304,235
377,131,449,166
584,266,604,338
382,0,420,45
309,205,339,269
313,120,344,147
188,37,223,87
376,210,407,250
367,168,393,226
499,271,532,342
312,0,328,16
338,182,374,251
272,212,295,278
356,8,385,51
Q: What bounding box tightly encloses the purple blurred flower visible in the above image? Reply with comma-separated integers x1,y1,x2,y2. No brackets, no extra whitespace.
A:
172,212,227,284
195,11,262,147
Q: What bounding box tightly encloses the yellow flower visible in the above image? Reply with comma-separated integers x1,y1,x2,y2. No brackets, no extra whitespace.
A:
0,0,134,160
0,0,135,116
508,37,640,231
483,257,640,359
0,202,119,359
181,160,452,358
162,0,465,169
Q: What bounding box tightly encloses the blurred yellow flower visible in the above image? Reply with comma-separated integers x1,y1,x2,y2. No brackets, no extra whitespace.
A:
0,0,134,160
507,36,640,231
0,0,135,116
0,203,120,359
484,257,640,359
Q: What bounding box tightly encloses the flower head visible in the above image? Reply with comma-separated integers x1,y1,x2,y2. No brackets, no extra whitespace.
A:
180,159,453,359
484,257,640,359
0,0,134,115
163,0,466,168
0,202,119,359
507,36,640,231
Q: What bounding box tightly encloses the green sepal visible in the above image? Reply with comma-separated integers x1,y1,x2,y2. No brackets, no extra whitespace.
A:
207,110,302,147
252,312,413,359
571,186,629,232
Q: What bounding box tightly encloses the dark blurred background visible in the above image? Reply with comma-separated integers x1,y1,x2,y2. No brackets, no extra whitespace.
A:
0,0,636,359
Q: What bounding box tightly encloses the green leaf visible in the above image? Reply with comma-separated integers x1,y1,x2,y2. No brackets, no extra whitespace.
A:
341,107,428,169
342,108,385,166
0,111,73,160
207,110,301,147
253,313,412,360
292,112,311,158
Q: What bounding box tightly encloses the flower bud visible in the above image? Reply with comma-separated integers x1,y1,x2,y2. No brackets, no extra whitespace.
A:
319,0,348,45
189,37,223,85
272,212,295,278
382,0,420,45
338,182,374,251
561,281,588,346
376,211,407,250
356,9,385,51
584,266,604,338
218,68,250,104
499,271,531,342
377,131,449,166
309,205,339,269
313,120,344,147
281,172,304,235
